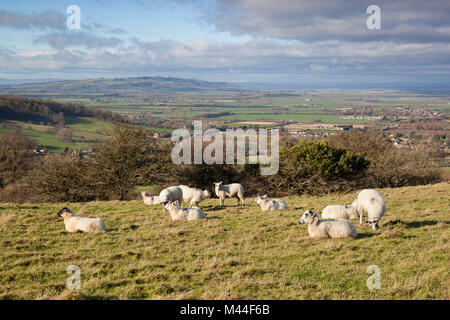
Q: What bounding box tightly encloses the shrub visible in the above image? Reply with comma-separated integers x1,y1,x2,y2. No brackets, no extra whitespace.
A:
327,129,441,188
27,153,98,202
56,128,73,143
272,140,369,195
0,128,36,188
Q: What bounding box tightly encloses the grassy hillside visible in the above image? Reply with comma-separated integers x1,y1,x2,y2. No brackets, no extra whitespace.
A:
0,183,448,300
0,117,111,152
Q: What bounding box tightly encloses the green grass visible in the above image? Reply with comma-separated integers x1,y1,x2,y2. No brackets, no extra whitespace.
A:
0,183,448,300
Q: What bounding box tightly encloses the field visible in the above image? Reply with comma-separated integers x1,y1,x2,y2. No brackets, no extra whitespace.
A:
0,116,161,152
0,183,448,300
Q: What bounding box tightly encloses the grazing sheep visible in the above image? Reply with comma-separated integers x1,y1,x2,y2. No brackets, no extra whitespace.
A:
159,186,183,205
141,192,161,205
351,189,386,230
57,207,106,233
254,195,288,211
213,181,245,206
299,210,357,239
163,201,206,221
178,185,211,207
321,204,360,220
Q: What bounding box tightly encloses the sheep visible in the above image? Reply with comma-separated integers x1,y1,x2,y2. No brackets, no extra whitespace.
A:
178,185,211,207
321,204,360,220
254,195,288,211
163,201,206,221
159,186,183,205
141,192,161,205
299,210,357,239
351,189,386,230
213,181,245,206
57,207,106,233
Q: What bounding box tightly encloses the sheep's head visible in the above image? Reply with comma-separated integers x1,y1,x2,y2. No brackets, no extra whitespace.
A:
142,191,150,198
213,181,223,192
345,204,359,215
164,201,181,211
203,189,211,198
254,195,267,204
57,207,74,219
299,210,318,224
368,219,380,230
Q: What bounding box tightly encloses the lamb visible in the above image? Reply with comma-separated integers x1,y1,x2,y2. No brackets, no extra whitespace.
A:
141,192,161,205
163,201,206,221
351,189,386,230
321,204,360,220
178,185,211,207
299,210,357,239
57,207,106,233
159,186,183,205
254,195,288,211
213,181,245,206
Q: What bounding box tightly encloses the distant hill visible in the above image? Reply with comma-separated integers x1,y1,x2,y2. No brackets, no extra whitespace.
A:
0,76,247,98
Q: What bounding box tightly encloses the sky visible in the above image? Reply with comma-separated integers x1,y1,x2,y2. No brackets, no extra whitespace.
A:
0,0,449,88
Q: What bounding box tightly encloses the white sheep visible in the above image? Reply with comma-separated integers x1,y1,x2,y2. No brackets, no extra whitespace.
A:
163,201,206,221
141,192,161,205
351,189,386,230
178,185,211,207
213,181,245,206
299,210,357,239
57,207,106,233
321,204,360,220
254,195,288,211
159,186,183,205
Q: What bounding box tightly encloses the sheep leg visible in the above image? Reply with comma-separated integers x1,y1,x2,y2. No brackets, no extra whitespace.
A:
359,212,363,226
220,198,224,206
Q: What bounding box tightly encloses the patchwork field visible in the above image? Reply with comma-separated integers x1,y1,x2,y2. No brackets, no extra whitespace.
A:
0,183,448,300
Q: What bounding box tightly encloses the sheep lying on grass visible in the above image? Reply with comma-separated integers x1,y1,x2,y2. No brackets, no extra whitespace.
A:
163,201,206,221
159,186,183,205
214,181,245,206
141,192,161,205
299,210,357,239
254,195,288,211
321,204,360,220
352,189,386,230
178,185,211,207
57,207,106,233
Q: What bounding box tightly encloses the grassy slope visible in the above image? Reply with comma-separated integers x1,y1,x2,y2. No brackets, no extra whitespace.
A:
0,183,448,300
0,117,162,152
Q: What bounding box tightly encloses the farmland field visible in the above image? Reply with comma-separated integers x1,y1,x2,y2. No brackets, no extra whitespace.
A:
0,183,448,300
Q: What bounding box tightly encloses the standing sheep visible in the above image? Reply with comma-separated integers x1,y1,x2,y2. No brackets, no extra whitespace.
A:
57,207,106,233
351,189,386,230
213,182,245,206
159,186,183,205
178,185,211,207
141,192,161,205
254,195,288,211
321,204,360,220
163,201,206,221
299,210,357,239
